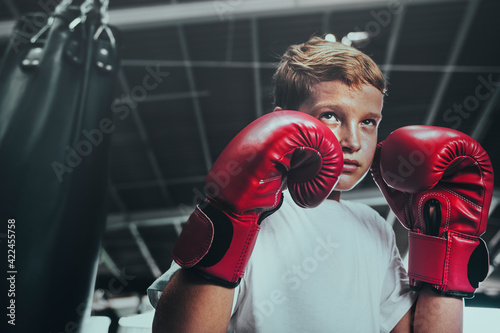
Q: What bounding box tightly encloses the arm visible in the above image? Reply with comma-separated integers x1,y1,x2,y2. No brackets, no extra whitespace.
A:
391,287,462,333
413,286,463,332
372,126,492,332
152,269,234,333
154,111,342,331
391,306,413,333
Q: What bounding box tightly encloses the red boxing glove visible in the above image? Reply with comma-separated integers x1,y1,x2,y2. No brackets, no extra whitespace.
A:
371,125,493,298
172,111,343,287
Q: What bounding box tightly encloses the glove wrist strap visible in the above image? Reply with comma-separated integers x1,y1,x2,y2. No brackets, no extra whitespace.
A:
172,202,260,287
408,231,489,298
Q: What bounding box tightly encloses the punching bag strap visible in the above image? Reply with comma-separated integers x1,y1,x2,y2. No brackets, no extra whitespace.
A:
68,0,97,31
93,0,116,46
30,0,74,43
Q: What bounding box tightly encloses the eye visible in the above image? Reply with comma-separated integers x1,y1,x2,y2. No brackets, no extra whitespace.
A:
319,112,340,123
361,119,377,126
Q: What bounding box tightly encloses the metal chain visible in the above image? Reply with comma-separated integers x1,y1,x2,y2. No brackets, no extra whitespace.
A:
30,0,74,42
68,0,95,30
99,0,110,25
79,0,95,18
93,0,115,46
54,0,74,14
31,0,116,45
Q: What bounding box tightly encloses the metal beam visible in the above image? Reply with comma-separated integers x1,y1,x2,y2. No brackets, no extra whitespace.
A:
0,0,467,40
322,11,330,35
107,213,191,232
100,247,122,280
176,25,213,172
129,223,162,278
251,18,263,118
106,187,387,228
113,175,205,190
470,80,500,141
117,70,174,206
385,210,398,227
113,91,210,105
381,4,406,80
122,59,276,69
102,0,466,31
108,181,128,216
380,64,500,74
121,59,500,74
424,0,480,125
226,19,235,62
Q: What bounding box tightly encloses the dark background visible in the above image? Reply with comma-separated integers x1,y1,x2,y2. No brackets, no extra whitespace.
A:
1,0,499,320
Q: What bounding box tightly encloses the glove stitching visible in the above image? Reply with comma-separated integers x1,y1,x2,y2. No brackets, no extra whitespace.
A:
234,224,258,282
174,207,214,267
405,194,411,226
239,176,281,214
258,176,282,209
449,231,480,242
410,232,446,243
409,272,442,284
443,232,452,291
409,234,446,285
473,155,493,234
477,159,488,236
417,192,451,233
436,185,481,210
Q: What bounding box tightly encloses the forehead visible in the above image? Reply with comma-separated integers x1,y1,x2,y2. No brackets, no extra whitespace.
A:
306,80,383,114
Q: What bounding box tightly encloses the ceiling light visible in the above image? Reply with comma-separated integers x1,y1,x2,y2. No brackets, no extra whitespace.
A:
341,36,352,46
347,31,369,42
324,33,336,42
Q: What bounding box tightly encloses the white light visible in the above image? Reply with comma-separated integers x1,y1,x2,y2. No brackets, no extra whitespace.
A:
347,31,369,41
464,307,500,333
80,316,111,333
341,36,352,46
324,33,336,42
119,311,155,331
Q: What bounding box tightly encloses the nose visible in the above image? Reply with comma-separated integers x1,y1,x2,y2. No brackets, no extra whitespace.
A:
338,122,361,153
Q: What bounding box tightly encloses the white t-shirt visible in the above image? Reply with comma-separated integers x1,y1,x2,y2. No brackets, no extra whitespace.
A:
148,191,417,332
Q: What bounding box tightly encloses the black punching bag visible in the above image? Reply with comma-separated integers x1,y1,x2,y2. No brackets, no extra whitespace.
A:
0,2,119,332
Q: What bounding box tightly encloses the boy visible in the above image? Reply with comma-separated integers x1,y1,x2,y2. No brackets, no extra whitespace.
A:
148,36,466,332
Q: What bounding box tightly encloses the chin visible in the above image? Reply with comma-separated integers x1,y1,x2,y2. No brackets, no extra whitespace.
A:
336,170,369,192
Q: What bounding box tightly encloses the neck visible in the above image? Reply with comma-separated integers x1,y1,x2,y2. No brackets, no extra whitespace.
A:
327,190,341,202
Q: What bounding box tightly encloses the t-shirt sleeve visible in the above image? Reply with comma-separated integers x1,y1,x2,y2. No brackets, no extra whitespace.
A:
147,260,240,316
147,260,182,308
378,221,418,333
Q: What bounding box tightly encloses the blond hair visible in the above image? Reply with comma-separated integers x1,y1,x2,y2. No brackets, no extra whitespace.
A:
273,36,386,110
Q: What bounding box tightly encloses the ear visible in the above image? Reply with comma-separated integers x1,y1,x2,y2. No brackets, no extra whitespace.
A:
273,107,283,112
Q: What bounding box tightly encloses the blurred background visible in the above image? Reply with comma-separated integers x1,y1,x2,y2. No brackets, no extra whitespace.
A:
1,0,499,331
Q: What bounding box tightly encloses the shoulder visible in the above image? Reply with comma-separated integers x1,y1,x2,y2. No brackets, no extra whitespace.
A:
340,199,385,223
340,199,394,238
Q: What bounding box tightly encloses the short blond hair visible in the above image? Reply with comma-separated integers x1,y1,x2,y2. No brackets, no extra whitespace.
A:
273,36,386,110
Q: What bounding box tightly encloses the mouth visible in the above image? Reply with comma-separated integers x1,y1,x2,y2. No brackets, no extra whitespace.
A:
342,159,360,172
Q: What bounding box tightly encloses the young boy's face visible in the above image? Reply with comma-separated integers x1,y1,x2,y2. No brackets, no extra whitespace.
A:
296,80,383,192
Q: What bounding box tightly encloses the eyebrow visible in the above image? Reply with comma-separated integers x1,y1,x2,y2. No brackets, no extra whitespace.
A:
315,104,382,119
